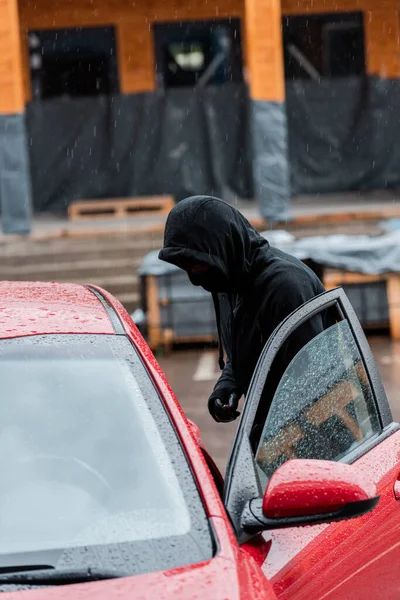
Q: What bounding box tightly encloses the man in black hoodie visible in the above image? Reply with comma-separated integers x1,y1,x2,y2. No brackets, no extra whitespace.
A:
159,196,330,428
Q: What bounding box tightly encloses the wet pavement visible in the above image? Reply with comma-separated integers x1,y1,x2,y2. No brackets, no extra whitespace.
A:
159,335,400,474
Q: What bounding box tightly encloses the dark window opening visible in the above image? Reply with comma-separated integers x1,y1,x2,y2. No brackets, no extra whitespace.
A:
282,12,365,81
28,27,119,100
153,20,244,88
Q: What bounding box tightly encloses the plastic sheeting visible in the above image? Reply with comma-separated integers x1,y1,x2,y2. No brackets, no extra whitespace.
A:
287,76,400,195
138,230,400,278
251,100,290,222
263,230,400,274
139,230,400,337
26,85,253,212
140,230,400,279
0,114,32,234
139,231,400,338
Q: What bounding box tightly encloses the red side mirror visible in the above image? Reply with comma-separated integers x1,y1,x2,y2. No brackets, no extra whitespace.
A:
262,459,377,518
241,459,380,536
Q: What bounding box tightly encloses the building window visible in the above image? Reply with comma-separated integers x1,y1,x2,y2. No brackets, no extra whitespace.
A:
28,26,119,100
153,20,244,88
282,12,365,81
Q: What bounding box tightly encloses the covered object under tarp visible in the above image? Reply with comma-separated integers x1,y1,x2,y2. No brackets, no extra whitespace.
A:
137,230,400,346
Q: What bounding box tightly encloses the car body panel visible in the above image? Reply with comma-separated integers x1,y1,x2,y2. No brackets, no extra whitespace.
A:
0,282,114,338
2,282,399,599
232,288,400,599
245,428,400,599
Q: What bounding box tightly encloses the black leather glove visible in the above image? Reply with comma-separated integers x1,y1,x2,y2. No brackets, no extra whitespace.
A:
208,389,240,423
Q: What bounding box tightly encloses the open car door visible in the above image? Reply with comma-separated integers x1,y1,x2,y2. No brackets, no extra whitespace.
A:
224,288,400,600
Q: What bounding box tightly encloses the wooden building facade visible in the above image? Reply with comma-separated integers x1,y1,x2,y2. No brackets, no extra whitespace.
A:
12,0,400,106
0,0,399,232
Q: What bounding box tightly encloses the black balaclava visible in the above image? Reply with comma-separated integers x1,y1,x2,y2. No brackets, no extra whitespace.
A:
158,196,269,369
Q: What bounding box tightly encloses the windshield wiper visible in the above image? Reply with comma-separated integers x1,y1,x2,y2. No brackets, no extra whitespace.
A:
0,567,128,585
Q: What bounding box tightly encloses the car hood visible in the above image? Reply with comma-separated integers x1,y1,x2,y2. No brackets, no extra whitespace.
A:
0,558,274,600
0,519,276,600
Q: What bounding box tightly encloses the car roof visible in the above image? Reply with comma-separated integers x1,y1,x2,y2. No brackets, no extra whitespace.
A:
0,281,115,338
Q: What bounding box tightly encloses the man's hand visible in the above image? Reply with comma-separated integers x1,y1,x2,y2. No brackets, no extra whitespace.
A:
208,390,240,423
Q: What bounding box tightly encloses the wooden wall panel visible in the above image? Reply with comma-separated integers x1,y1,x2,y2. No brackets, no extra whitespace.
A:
281,0,400,78
19,0,245,100
365,9,400,78
0,0,24,113
18,0,400,106
281,0,396,14
20,27,31,104
117,0,247,95
117,19,154,95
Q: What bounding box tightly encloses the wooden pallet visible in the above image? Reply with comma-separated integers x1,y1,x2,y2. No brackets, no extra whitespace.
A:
68,196,175,221
323,269,400,340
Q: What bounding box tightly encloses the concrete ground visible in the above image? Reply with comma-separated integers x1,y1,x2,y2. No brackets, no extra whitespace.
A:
159,335,400,474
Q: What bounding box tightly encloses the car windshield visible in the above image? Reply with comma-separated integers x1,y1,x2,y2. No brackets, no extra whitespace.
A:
0,334,213,576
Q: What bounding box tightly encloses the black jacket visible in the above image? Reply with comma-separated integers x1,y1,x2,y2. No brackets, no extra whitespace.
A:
159,196,328,408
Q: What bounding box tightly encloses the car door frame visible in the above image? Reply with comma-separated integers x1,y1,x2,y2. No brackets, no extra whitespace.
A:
223,287,398,542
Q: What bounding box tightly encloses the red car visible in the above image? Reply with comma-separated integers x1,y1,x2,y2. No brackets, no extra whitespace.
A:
0,281,398,600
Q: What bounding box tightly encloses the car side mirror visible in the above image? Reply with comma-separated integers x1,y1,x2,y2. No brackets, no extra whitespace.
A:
241,459,380,535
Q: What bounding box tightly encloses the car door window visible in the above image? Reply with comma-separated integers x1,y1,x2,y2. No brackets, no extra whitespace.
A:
223,289,392,540
255,319,380,486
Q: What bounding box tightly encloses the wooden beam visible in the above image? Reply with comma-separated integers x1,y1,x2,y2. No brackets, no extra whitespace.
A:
146,275,162,350
0,0,25,113
117,18,155,94
387,275,400,341
365,9,400,79
244,0,285,101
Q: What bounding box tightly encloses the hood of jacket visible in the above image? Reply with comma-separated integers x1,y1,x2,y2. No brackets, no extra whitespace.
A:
158,196,269,292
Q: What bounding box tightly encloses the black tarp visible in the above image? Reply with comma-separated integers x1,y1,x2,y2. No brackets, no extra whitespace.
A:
287,76,400,195
26,84,253,212
24,75,400,220
0,114,32,234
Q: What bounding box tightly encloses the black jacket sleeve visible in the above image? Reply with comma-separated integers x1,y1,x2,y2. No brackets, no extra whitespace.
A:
211,357,242,401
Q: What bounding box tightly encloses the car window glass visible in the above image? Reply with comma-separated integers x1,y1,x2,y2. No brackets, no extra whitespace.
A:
255,320,380,488
0,334,213,575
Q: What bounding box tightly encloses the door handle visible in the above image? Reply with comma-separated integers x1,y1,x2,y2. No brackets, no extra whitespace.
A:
394,479,400,501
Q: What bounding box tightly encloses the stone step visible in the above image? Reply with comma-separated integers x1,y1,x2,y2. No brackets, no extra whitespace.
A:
1,248,154,267
0,235,163,259
0,231,164,317
0,257,142,278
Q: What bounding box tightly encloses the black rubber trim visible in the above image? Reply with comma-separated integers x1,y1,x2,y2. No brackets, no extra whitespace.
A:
85,286,125,335
241,496,381,535
207,518,220,558
341,422,400,465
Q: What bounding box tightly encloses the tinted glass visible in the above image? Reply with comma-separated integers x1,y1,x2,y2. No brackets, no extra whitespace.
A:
0,334,212,575
256,321,380,486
